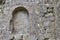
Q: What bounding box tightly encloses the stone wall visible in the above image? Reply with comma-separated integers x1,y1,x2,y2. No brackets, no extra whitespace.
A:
0,0,60,40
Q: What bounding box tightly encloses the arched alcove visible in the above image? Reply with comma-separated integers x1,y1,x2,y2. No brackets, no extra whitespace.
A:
9,7,29,34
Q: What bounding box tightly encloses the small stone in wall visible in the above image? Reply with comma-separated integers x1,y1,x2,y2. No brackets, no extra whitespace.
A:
47,7,54,13
37,24,40,27
44,20,51,27
45,15,55,22
9,0,11,1
45,13,53,18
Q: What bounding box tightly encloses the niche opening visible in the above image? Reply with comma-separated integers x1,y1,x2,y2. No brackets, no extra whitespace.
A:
9,7,29,34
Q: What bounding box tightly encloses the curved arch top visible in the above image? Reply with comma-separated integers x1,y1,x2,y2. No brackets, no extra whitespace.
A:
12,7,29,16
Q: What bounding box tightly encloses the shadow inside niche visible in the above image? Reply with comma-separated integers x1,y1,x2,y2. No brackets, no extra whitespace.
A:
43,38,49,40
10,36,15,40
37,39,38,40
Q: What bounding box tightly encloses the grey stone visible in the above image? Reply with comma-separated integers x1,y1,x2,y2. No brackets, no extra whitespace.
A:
0,0,59,40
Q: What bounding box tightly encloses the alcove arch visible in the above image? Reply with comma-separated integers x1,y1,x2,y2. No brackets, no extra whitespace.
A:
9,7,29,34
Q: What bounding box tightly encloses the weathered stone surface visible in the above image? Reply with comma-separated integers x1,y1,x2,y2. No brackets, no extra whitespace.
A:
0,0,60,40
